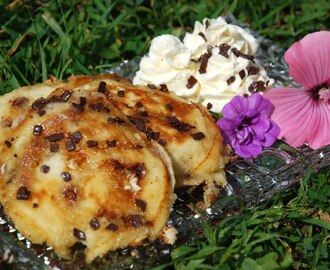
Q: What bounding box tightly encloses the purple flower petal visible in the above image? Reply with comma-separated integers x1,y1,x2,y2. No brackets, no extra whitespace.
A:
233,140,262,158
222,96,248,118
247,93,263,111
260,120,281,147
250,116,271,141
258,97,274,117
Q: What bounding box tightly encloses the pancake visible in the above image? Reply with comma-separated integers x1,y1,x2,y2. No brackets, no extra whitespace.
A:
67,74,228,207
0,86,175,262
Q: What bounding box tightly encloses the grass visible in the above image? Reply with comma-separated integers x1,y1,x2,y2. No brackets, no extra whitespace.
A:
0,1,329,269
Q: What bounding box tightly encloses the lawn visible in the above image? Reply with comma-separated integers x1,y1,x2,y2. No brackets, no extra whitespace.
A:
0,1,329,269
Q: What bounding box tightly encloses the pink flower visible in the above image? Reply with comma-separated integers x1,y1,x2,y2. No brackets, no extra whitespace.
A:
264,31,330,149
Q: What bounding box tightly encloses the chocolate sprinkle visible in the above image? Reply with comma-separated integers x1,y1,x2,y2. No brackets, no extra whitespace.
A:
98,81,107,94
135,199,147,212
73,228,86,240
40,165,50,174
89,218,100,230
127,214,143,228
239,70,246,80
198,32,207,42
117,90,125,97
191,132,205,140
45,132,65,142
219,43,231,58
17,186,30,200
231,47,254,61
70,131,82,143
4,140,12,148
159,84,169,93
66,142,76,152
61,172,72,182
106,223,119,232
227,76,236,85
107,139,117,147
86,140,98,148
50,143,59,152
158,139,167,146
248,66,260,75
199,52,211,74
248,81,266,93
186,75,198,89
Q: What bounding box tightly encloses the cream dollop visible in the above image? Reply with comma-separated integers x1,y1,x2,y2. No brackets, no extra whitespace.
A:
133,17,273,113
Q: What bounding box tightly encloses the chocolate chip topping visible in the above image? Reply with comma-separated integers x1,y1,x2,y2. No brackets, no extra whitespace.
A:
145,127,160,141
107,117,126,125
166,116,194,132
186,75,198,89
4,140,12,148
72,97,87,112
50,143,59,152
89,218,100,230
70,131,82,143
248,81,266,93
37,110,46,116
32,97,47,111
73,228,85,240
136,102,143,108
129,117,146,132
231,47,254,61
207,103,213,110
40,165,50,174
98,81,107,94
191,132,205,140
127,214,143,228
45,132,65,142
17,186,30,200
86,140,98,148
117,90,125,97
11,97,29,106
107,139,117,147
165,103,173,111
198,32,207,42
33,125,43,136
219,43,231,58
205,19,210,29
239,69,246,79
66,142,76,152
159,84,169,93
248,66,260,75
158,139,167,146
227,76,236,85
130,163,145,180
80,97,87,106
61,172,72,182
147,84,157,89
135,199,147,212
199,51,212,74
106,223,119,232
89,102,110,112
63,188,76,201
59,90,72,102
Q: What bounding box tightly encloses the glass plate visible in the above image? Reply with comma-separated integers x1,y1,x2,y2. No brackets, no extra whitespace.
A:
1,14,329,270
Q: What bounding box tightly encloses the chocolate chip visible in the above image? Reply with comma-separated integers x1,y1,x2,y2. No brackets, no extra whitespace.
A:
32,97,47,111
239,70,246,79
66,142,76,152
117,90,125,97
199,52,211,74
135,199,147,212
72,103,84,112
186,75,198,89
45,133,65,142
139,111,149,118
33,203,39,208
89,218,100,230
159,84,169,93
33,125,43,136
146,127,159,141
59,90,72,102
158,139,167,146
166,116,194,132
86,140,98,147
98,81,107,94
73,228,85,240
70,131,82,143
135,118,146,132
136,144,143,149
127,214,142,228
108,117,125,125
63,188,76,201
231,47,254,61
131,163,145,180
40,165,50,174
37,110,46,116
147,84,157,89
191,132,205,140
248,81,266,93
88,103,103,112
50,143,59,152
227,76,236,85
219,43,231,58
198,32,207,42
207,103,213,110
165,103,173,111
4,140,12,148
106,223,118,232
136,102,143,108
107,139,117,147
205,19,210,29
248,66,260,75
61,171,72,182
17,186,30,200
80,97,87,106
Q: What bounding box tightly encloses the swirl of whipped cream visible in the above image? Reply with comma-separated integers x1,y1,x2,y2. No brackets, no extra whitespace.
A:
183,17,257,59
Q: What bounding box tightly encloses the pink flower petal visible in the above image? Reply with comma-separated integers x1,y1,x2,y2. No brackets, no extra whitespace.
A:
264,87,316,147
285,31,330,90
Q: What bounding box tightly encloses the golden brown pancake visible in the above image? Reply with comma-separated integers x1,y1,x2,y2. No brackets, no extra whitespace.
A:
0,86,175,262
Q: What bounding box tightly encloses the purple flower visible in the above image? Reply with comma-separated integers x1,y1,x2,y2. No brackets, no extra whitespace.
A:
217,93,280,158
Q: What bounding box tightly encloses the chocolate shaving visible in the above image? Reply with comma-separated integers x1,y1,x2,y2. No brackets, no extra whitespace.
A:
199,51,212,74
248,81,266,93
127,214,143,228
191,132,205,140
207,103,213,110
106,223,118,232
32,98,47,111
89,218,100,230
86,140,98,148
135,199,147,212
145,127,160,141
135,102,143,108
65,142,76,152
198,32,207,42
159,84,169,93
158,139,167,146
182,173,191,179
219,43,231,58
4,140,11,148
61,172,72,182
147,84,157,89
165,103,173,111
73,228,85,240
98,81,107,94
11,97,29,106
40,165,50,174
50,143,59,152
205,19,210,29
186,75,198,89
108,117,126,125
33,125,43,136
70,131,82,143
227,76,236,85
248,66,260,75
59,90,72,102
63,188,77,201
117,90,125,97
231,47,254,61
45,133,65,142
107,139,117,147
239,70,246,80
166,116,194,132
17,186,30,200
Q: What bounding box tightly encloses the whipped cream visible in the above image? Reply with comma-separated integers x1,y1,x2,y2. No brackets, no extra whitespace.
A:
133,17,273,113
